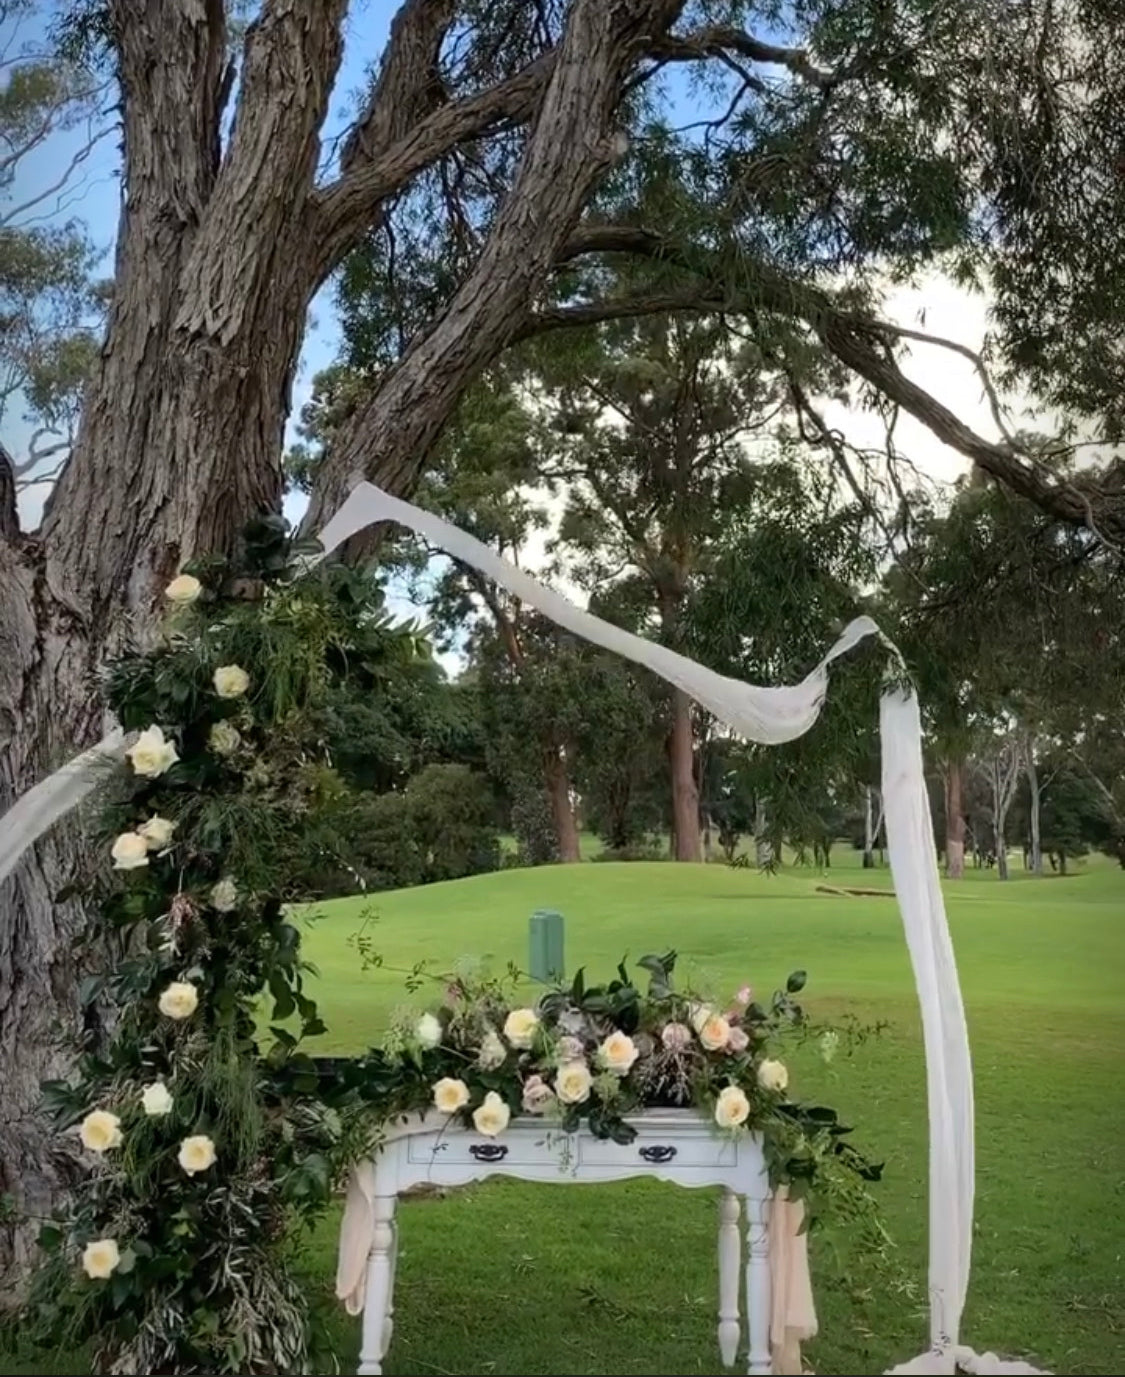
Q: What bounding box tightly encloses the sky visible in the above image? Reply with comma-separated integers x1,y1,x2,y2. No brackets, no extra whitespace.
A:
3,1,1024,647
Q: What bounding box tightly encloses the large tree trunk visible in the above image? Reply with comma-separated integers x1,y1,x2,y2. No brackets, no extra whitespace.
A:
1,0,687,1293
944,758,966,879
544,746,582,863
667,688,701,861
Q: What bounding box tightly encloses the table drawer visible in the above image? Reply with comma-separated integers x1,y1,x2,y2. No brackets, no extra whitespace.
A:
404,1131,552,1169
578,1132,737,1169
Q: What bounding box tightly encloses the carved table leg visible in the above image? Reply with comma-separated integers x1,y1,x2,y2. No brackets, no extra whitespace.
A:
358,1194,397,1376
381,1213,400,1359
745,1194,772,1376
717,1189,742,1367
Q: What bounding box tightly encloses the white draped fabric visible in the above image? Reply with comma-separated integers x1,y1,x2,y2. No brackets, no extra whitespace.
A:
0,481,1048,1375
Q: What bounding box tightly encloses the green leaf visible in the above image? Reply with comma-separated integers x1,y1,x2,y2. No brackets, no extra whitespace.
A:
268,970,295,1021
786,970,807,994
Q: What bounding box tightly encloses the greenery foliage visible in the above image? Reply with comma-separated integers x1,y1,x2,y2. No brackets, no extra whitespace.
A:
26,519,439,1374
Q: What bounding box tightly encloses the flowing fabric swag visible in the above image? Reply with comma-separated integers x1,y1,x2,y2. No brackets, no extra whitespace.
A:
0,481,1050,1376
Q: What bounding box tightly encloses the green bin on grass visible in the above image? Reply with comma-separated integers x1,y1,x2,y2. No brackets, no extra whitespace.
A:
528,909,565,984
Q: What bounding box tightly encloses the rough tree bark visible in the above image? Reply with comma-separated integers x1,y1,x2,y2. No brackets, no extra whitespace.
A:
944,758,966,879
0,0,686,1291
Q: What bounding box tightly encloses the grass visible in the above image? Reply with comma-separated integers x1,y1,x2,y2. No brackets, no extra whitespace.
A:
8,852,1124,1374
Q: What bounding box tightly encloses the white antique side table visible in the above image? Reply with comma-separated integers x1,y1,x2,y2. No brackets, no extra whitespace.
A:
356,1108,773,1376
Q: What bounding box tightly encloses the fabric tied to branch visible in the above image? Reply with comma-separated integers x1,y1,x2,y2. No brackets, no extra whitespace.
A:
0,480,1050,1373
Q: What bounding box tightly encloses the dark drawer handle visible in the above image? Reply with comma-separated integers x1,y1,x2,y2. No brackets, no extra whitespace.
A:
468,1142,508,1162
639,1144,677,1164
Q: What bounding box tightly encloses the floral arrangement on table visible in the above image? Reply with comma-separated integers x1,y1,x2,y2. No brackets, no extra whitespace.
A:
353,952,882,1208
25,518,430,1377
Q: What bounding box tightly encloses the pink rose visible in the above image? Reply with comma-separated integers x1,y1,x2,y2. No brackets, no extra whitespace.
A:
557,1035,585,1061
661,1022,692,1052
735,985,753,1006
521,1075,556,1115
727,1026,750,1054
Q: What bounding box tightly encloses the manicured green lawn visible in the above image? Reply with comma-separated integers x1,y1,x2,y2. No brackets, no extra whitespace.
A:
9,853,1124,1374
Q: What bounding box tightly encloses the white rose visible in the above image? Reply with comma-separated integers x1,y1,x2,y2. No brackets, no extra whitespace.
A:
502,1007,540,1050
140,1082,174,1117
756,1058,789,1094
521,1075,556,1115
138,816,176,851
555,1060,592,1105
714,1085,751,1129
209,877,238,912
208,721,241,756
597,1031,639,1076
699,1013,732,1052
158,981,198,1020
178,1134,217,1175
79,1109,122,1153
82,1238,121,1280
126,725,179,779
477,1029,507,1070
415,1012,442,1049
432,1077,470,1115
111,831,149,871
164,573,202,605
471,1090,511,1138
212,664,250,699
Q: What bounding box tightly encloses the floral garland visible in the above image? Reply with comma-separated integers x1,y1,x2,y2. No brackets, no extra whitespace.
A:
351,954,882,1205
27,520,423,1376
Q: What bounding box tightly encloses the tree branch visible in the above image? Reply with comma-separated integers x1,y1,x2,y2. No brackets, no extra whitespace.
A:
304,0,686,541
534,225,1124,542
648,26,838,89
313,53,553,266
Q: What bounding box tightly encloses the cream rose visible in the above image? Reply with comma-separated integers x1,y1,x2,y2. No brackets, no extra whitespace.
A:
502,1007,539,1049
432,1077,470,1114
597,1031,639,1076
82,1238,121,1280
141,1082,174,1117
209,877,238,912
79,1109,122,1153
471,1090,511,1138
164,573,202,605
727,1025,750,1054
158,980,198,1020
698,1013,733,1052
212,664,250,699
138,816,176,851
178,1134,217,1175
208,721,241,756
477,1029,507,1070
415,1012,442,1049
756,1058,789,1093
555,1060,592,1105
126,725,179,779
714,1085,751,1129
111,831,149,870
521,1074,555,1115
